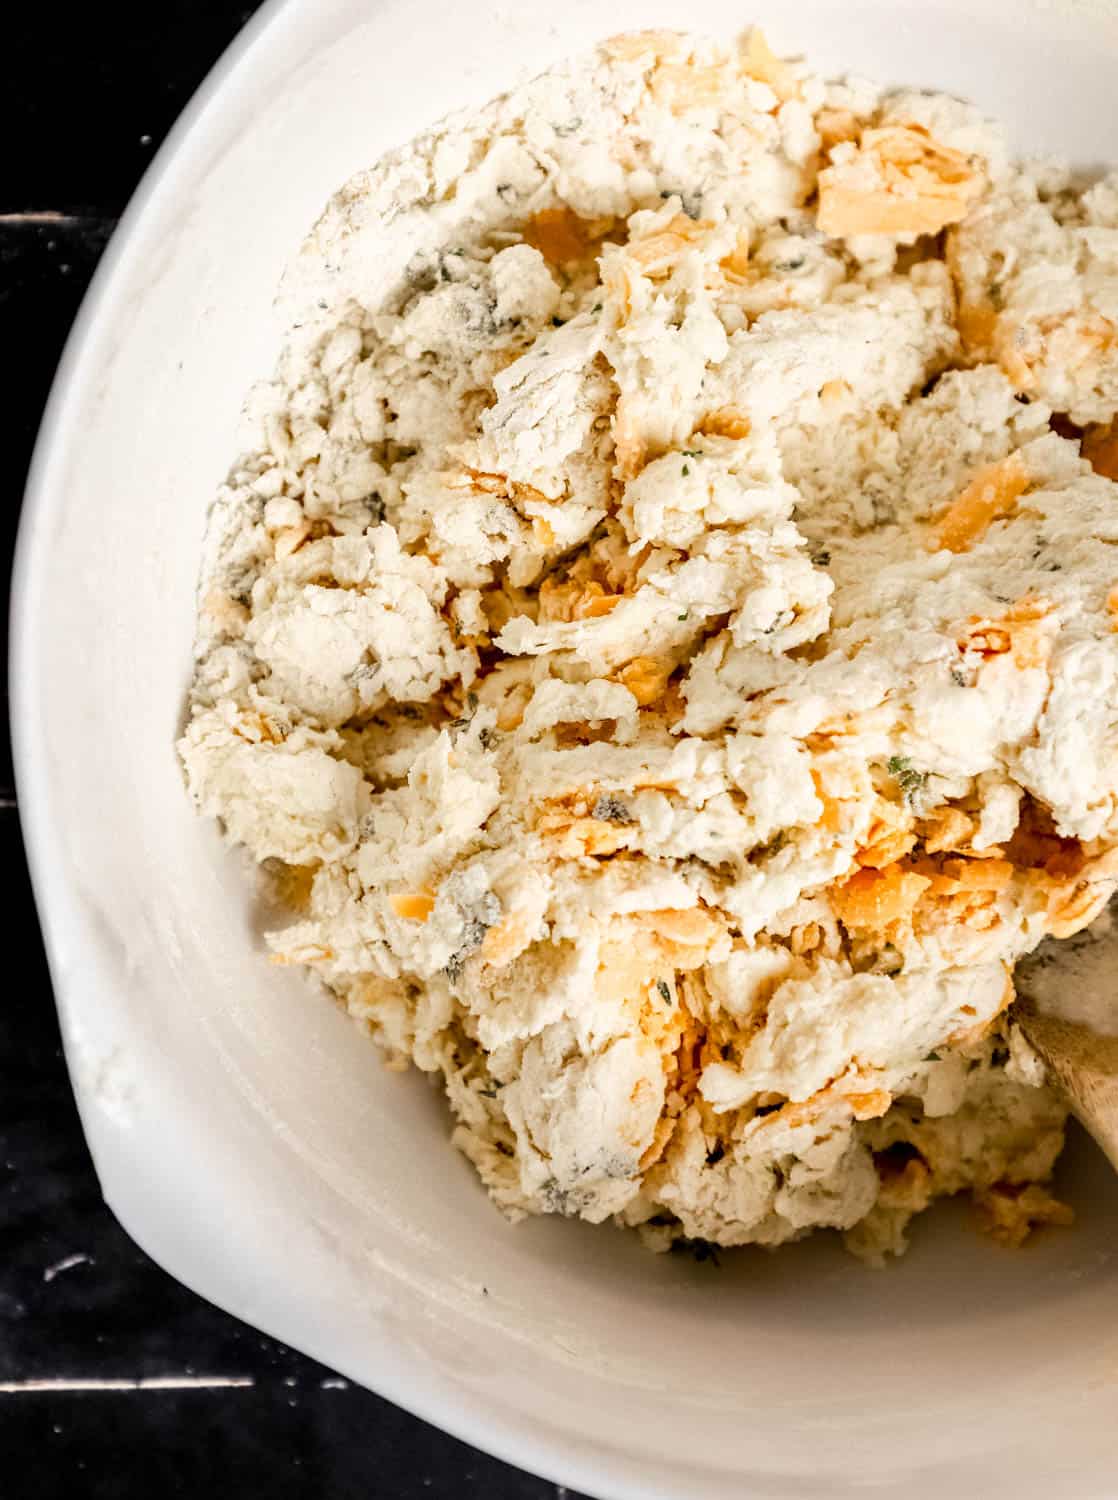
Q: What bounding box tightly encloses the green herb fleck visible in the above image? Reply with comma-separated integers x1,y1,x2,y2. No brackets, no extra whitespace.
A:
592,794,635,825
756,829,788,860
656,979,671,1002
677,611,689,621
811,548,831,567
887,754,928,804
682,463,690,476
592,302,603,313
681,448,702,459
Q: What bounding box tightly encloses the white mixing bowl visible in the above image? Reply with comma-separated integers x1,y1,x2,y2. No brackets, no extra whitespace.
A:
13,1,1118,1494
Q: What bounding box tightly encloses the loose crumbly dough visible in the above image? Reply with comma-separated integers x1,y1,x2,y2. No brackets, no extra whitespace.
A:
180,28,1118,1262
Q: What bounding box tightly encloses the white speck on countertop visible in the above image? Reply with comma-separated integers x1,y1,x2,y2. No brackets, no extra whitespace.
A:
43,1253,92,1283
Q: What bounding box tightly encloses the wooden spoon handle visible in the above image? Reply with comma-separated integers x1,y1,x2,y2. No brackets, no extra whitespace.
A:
1017,1001,1118,1172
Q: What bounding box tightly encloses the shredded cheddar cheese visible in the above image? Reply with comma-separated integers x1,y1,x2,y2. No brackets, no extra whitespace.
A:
818,124,984,238
932,453,1030,552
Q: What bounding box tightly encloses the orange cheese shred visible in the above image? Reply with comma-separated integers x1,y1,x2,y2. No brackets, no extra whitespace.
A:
523,207,600,266
818,124,983,238
832,864,932,931
931,453,1029,553
390,890,436,922
740,28,800,103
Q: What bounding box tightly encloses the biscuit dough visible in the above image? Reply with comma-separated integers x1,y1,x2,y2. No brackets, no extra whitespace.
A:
181,30,1118,1259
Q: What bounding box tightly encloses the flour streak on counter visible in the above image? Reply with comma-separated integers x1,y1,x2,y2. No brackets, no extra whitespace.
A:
42,1253,91,1283
0,1376,256,1393
0,212,107,226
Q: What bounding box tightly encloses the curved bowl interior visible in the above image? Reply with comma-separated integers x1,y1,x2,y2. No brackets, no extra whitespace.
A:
13,1,1118,1496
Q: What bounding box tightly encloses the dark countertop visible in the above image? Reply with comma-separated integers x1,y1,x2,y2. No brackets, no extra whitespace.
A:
2,6,583,1496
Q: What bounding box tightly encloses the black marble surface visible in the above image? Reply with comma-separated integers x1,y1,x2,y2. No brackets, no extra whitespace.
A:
3,6,583,1496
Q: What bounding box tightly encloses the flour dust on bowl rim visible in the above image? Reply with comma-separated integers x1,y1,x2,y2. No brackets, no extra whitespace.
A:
11,2,1118,1497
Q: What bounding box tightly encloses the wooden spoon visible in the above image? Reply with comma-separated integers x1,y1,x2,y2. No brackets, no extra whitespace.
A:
1015,923,1118,1172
